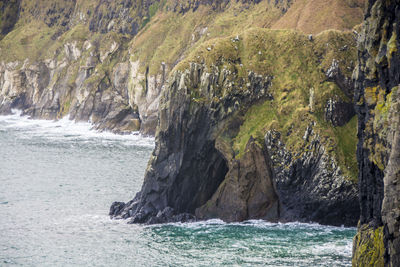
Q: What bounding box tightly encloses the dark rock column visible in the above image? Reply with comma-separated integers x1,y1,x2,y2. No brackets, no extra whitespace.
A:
352,0,400,266
382,88,400,267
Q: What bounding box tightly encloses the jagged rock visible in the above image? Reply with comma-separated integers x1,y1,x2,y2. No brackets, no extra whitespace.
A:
382,86,400,266
265,129,359,226
322,58,356,127
129,60,165,136
111,63,274,223
325,59,354,99
352,0,400,266
142,207,196,224
0,57,142,133
109,201,126,217
196,137,280,222
325,97,355,126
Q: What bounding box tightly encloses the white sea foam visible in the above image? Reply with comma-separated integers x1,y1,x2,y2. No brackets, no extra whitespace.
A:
0,110,155,147
153,218,356,232
310,240,354,257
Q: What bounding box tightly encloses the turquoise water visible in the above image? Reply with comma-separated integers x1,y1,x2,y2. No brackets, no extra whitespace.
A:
0,112,356,266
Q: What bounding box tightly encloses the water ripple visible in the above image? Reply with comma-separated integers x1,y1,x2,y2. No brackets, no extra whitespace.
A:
0,113,355,266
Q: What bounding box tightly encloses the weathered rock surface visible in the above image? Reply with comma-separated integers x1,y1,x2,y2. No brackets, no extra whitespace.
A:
324,96,355,127
0,53,141,134
111,33,360,225
111,63,276,223
0,0,174,135
326,58,354,99
265,128,359,226
382,88,400,267
352,0,400,266
324,59,356,126
196,137,279,222
0,0,364,228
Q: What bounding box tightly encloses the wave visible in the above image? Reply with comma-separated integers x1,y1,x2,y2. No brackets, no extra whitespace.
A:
146,218,356,231
0,110,155,147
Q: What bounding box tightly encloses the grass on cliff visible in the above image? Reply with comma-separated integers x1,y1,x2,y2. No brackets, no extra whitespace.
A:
128,0,363,76
271,0,365,34
0,21,58,62
0,0,361,182
175,27,359,181
130,0,287,75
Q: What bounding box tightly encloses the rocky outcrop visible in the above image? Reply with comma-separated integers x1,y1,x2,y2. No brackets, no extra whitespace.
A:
381,88,400,266
110,63,277,223
265,128,359,226
0,45,142,133
352,0,400,266
324,96,355,127
326,59,354,99
129,60,166,135
110,25,360,225
0,0,366,136
0,0,169,134
324,59,356,126
0,0,364,228
196,137,279,222
19,0,157,36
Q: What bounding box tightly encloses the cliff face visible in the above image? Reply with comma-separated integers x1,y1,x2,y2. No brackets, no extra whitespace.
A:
110,61,279,223
0,45,143,134
110,28,361,226
0,0,165,134
352,0,400,266
0,0,367,227
0,0,364,135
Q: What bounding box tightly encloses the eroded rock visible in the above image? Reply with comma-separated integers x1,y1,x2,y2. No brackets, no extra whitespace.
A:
196,137,279,222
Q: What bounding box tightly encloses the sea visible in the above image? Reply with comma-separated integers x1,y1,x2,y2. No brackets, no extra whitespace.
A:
0,111,356,266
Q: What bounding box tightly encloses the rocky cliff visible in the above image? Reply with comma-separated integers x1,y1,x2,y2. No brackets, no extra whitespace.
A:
0,0,364,135
0,0,367,227
352,0,400,266
110,28,361,226
0,0,176,134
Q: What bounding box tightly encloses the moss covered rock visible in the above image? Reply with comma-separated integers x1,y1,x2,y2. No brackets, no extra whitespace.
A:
352,225,384,267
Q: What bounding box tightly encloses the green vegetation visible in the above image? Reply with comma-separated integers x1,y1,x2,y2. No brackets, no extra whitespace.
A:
0,21,58,62
0,0,19,39
130,0,286,75
0,0,362,183
387,30,398,62
352,225,384,267
368,86,397,170
333,115,358,181
175,27,358,180
271,0,364,34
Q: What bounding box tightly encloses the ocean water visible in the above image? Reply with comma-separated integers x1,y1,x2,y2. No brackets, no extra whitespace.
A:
0,112,356,266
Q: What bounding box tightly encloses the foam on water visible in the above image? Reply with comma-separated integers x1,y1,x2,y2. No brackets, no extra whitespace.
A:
0,110,154,147
0,110,356,266
160,218,355,232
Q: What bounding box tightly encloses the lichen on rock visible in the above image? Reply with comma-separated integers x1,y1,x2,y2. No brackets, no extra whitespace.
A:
352,0,400,265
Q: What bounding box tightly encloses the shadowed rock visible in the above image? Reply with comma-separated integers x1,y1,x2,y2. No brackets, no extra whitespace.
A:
196,137,279,222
